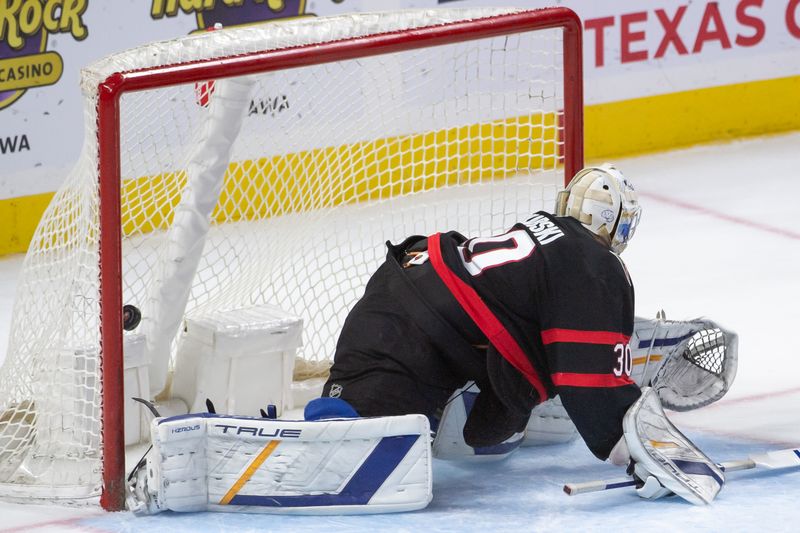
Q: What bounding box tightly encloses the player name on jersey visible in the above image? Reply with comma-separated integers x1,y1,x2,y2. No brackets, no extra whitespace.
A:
525,213,564,245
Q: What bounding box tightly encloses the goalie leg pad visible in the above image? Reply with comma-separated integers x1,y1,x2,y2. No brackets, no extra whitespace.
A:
434,387,577,452
432,384,523,461
521,395,578,447
129,413,432,515
624,387,724,505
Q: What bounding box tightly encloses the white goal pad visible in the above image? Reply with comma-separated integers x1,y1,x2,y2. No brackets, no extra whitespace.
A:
129,413,432,515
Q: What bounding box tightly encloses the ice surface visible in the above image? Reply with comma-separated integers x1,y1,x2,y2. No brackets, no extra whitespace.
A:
1,132,799,531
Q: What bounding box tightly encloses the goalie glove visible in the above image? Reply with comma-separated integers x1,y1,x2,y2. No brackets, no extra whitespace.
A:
620,387,724,505
631,314,737,411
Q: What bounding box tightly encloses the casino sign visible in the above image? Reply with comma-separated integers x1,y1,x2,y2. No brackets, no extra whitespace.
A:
0,0,88,110
150,0,311,30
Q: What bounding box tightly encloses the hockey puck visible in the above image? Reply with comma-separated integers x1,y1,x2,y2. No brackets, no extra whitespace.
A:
123,304,142,331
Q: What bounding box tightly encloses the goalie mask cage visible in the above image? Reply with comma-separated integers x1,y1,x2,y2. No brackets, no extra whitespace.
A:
0,7,583,510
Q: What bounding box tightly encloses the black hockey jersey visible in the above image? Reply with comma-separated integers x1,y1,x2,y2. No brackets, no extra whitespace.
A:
426,211,641,459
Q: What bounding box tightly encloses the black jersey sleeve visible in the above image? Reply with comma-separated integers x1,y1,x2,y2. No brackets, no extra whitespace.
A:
535,241,641,460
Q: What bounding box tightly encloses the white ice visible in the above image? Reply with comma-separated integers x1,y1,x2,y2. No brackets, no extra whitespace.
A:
1,132,799,532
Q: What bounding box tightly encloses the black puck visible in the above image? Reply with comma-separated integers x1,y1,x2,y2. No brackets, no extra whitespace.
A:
123,304,142,331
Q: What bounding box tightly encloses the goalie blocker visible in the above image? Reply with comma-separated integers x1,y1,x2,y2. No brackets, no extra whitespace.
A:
616,387,724,505
128,402,432,515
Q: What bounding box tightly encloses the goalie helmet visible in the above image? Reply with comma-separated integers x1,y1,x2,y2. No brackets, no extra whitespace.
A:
555,164,641,254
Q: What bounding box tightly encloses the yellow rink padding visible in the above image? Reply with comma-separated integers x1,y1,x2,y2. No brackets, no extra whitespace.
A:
0,193,55,256
119,113,559,235
585,74,800,161
2,74,800,256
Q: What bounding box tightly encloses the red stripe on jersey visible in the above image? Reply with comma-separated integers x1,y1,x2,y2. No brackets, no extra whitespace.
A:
427,232,548,401
541,328,631,346
552,372,635,388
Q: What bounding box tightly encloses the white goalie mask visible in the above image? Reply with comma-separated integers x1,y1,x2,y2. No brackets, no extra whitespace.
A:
555,164,641,254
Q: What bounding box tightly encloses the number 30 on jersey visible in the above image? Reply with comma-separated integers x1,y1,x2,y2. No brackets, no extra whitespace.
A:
613,343,632,377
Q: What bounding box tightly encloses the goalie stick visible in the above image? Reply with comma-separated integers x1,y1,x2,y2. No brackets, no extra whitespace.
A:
563,447,800,496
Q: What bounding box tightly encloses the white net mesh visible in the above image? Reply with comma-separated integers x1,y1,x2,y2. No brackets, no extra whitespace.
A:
0,8,575,504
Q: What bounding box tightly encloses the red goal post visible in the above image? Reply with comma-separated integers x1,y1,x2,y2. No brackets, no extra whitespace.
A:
0,7,583,511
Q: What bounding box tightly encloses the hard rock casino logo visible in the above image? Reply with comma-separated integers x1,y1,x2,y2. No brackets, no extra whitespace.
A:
0,0,88,110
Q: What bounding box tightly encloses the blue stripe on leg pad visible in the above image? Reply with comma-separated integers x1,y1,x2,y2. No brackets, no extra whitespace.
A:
673,459,724,486
229,434,420,507
637,332,694,349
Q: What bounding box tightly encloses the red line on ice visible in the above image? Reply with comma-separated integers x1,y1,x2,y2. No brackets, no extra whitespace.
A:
668,386,800,447
690,385,800,410
639,191,800,241
1,516,109,533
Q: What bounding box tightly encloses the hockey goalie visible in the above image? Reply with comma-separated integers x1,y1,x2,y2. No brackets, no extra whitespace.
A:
128,165,737,514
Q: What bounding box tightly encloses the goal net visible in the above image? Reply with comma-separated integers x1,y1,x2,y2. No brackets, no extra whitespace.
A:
0,7,583,509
